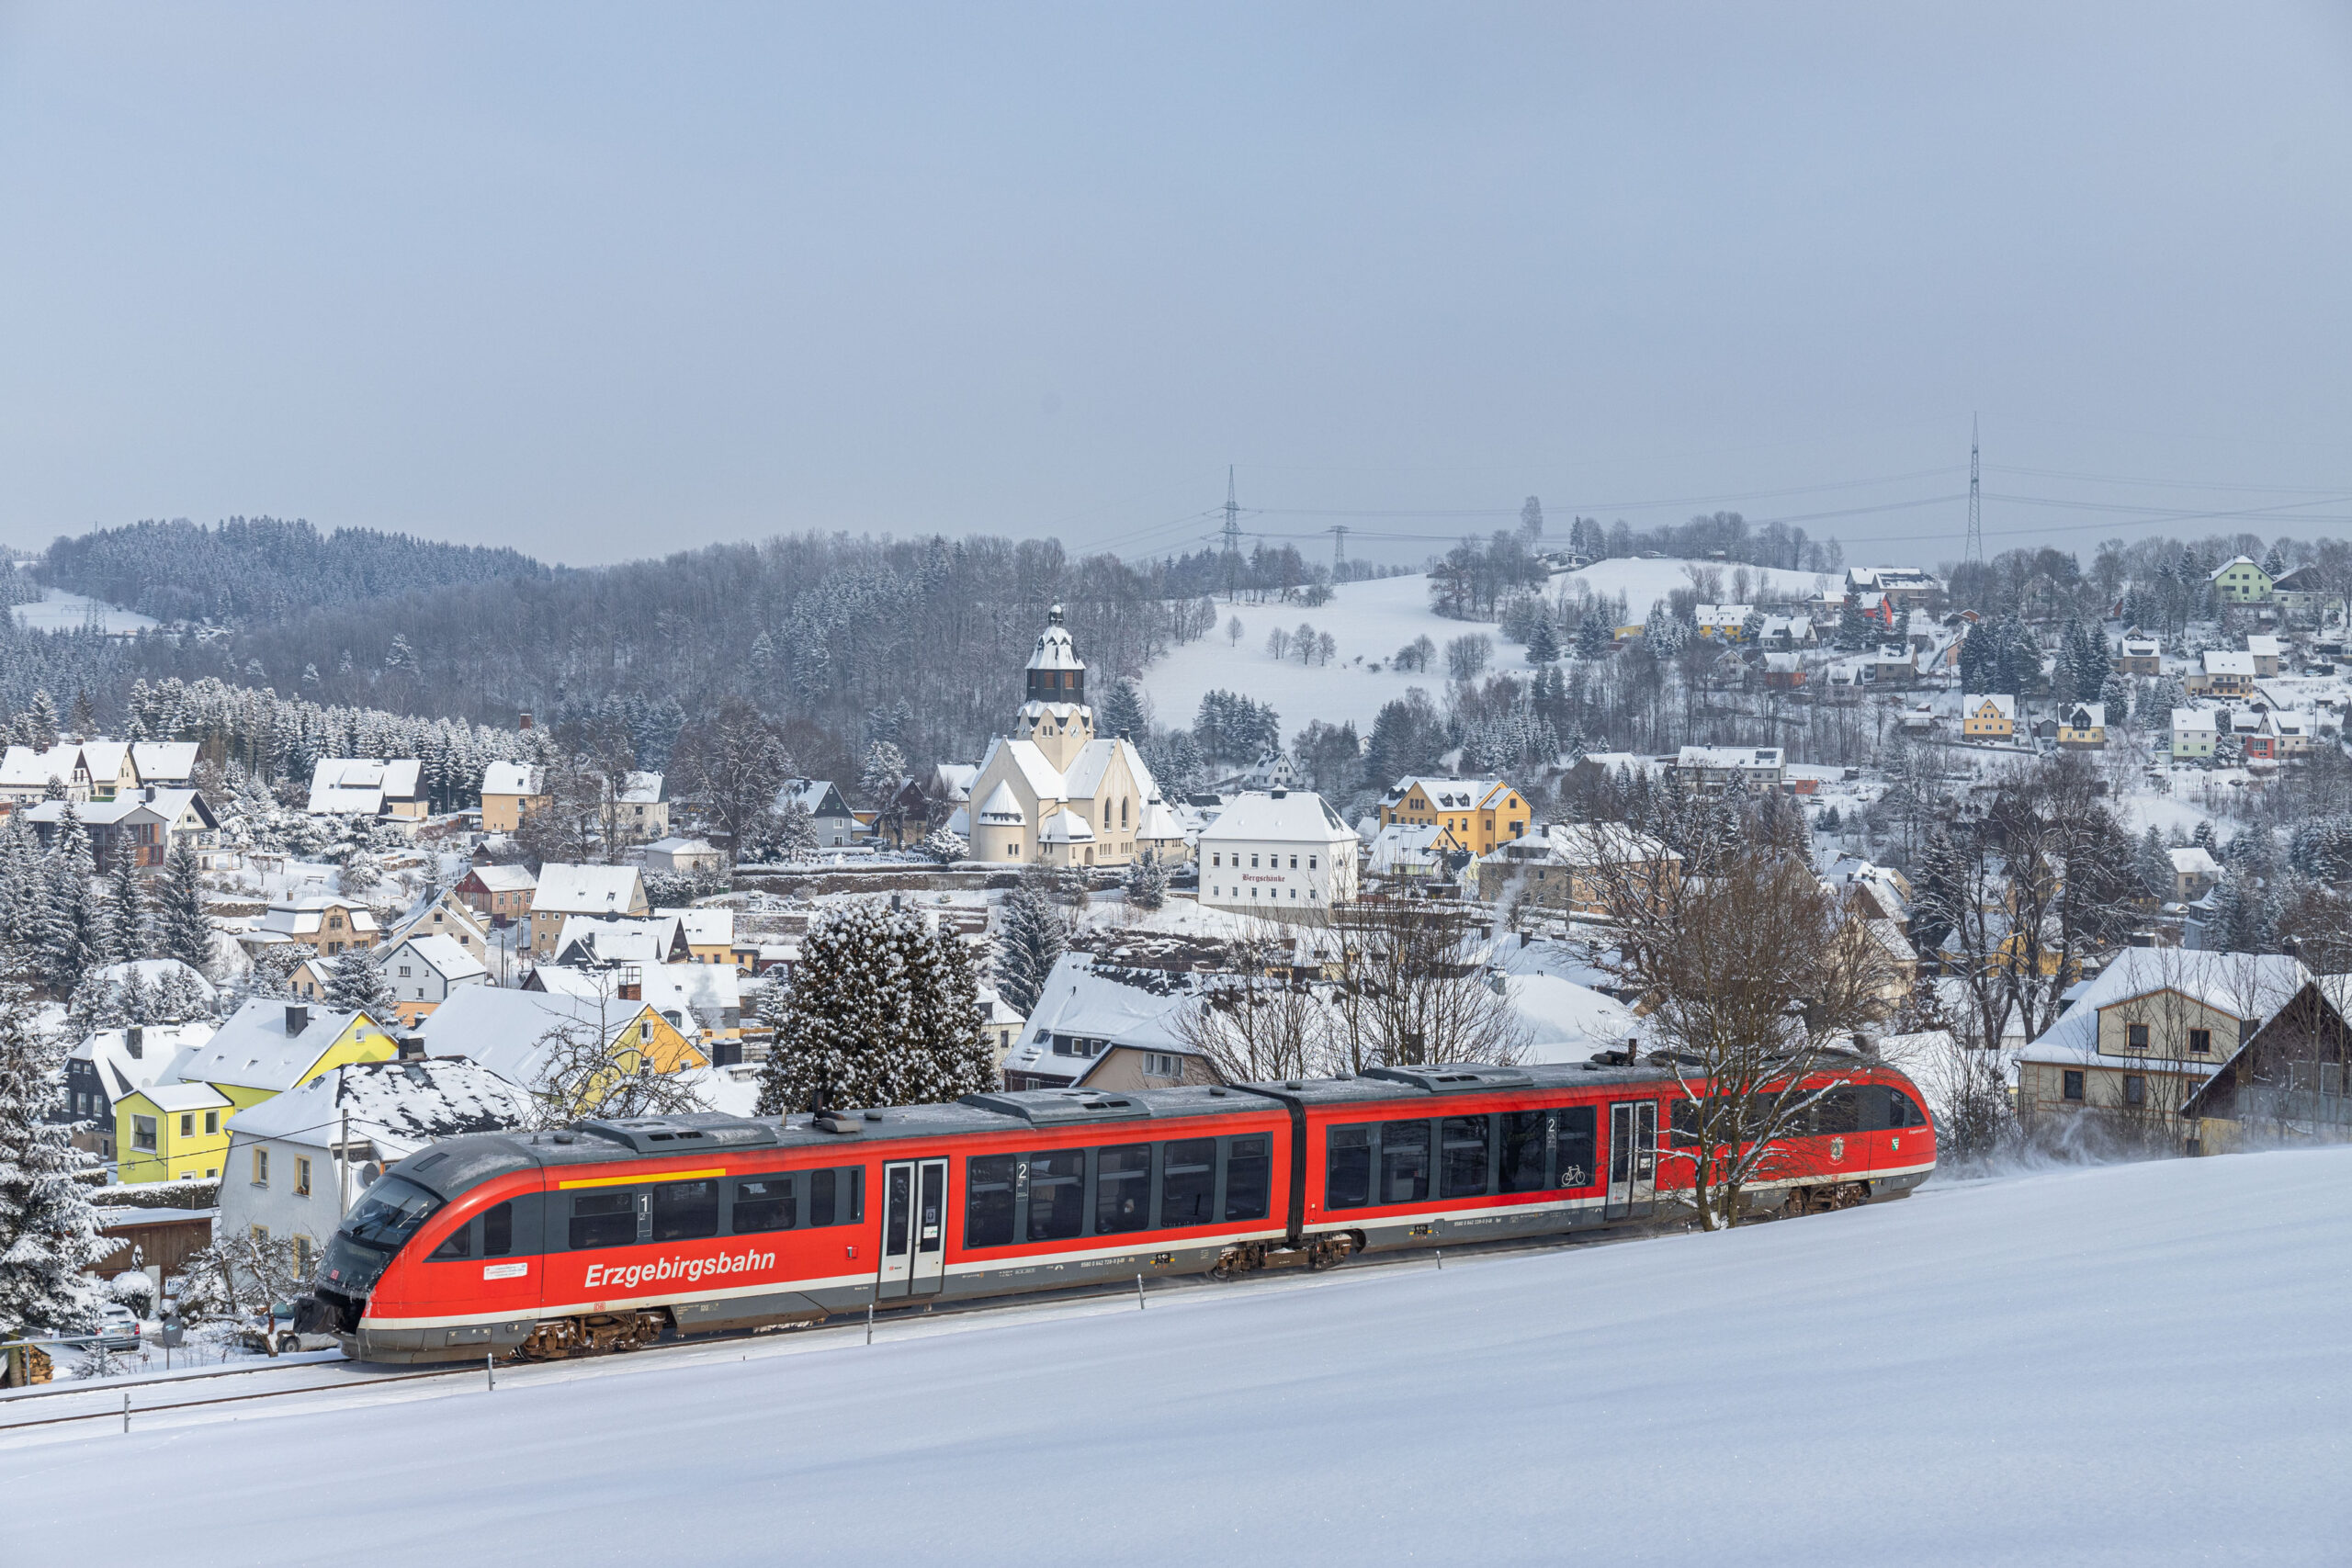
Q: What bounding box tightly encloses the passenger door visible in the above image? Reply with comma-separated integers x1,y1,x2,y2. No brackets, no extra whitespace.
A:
878,1158,948,1302
1604,1101,1657,1221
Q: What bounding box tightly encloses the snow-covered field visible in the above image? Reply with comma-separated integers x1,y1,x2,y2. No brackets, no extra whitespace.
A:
1136,558,1835,737
12,586,156,633
15,1149,2349,1565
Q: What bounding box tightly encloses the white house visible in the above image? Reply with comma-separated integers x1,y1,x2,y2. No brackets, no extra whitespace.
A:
376,932,490,1019
644,836,724,874
612,771,668,842
218,1055,533,1278
1197,790,1359,919
2172,707,2218,761
306,758,428,818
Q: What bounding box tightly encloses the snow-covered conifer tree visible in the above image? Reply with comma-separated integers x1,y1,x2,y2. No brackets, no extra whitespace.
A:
1124,850,1168,909
1097,678,1149,741
101,851,148,965
992,870,1066,1015
0,985,104,1339
920,825,967,865
40,808,103,998
754,903,995,1114
154,839,214,976
322,946,393,1017
858,740,907,805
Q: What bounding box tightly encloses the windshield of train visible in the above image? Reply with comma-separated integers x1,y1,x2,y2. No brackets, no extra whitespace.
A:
317,1177,442,1297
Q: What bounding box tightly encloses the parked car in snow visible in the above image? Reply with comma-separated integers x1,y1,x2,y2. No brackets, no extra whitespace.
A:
96,1303,142,1351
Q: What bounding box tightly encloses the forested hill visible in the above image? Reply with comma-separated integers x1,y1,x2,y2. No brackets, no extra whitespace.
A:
39,516,549,624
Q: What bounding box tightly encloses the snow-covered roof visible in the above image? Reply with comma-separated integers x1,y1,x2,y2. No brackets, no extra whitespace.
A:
1024,605,1085,672
226,1056,533,1159
0,742,81,789
2203,650,2256,676
73,1021,215,1101
1573,751,1666,778
2061,704,2107,729
384,931,488,983
417,986,660,1088
1963,693,2018,719
931,763,978,802
1061,737,1155,804
553,915,682,967
481,761,544,796
19,789,208,830
660,908,734,947
977,739,1067,806
83,957,217,1001
164,998,388,1093
1195,790,1353,846
2172,708,2217,734
977,779,1025,825
1368,821,1448,873
130,741,199,783
534,962,739,1033
2017,950,2310,1069
645,836,717,855
136,1081,232,1113
2168,847,2221,878
1001,953,1193,1079
306,758,424,814
1037,808,1096,844
2209,554,2261,581
616,771,663,805
1677,745,1783,769
775,778,852,817
1136,796,1187,844
2120,635,2160,654
464,863,538,894
258,897,379,939
2245,636,2282,658
532,863,646,915
1489,821,1679,869
1385,775,1509,811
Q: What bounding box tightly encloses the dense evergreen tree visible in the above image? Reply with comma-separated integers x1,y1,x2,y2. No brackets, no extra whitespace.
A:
40,809,103,998
100,852,148,965
322,947,393,1017
0,985,104,1338
154,839,215,976
992,872,1066,1015
1097,678,1148,741
1123,850,1168,910
755,903,995,1113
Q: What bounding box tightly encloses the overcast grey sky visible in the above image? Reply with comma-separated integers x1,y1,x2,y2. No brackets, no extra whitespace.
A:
5,4,2351,569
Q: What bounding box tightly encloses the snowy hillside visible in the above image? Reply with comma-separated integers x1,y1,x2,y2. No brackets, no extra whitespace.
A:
13,586,156,634
15,1150,2350,1564
1136,572,1480,736
1135,558,1835,738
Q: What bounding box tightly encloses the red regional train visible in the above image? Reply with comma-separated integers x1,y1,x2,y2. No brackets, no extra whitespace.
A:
292,1055,1936,1363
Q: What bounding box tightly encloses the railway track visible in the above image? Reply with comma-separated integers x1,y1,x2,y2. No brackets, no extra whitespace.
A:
0,1218,1672,1446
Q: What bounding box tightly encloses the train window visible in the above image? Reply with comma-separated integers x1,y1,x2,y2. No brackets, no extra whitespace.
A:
652,1180,719,1242
1668,1096,1700,1147
966,1156,1018,1247
1555,1106,1596,1189
1890,1090,1926,1129
429,1220,472,1259
1095,1144,1153,1234
481,1201,513,1258
1161,1139,1216,1226
1812,1089,1859,1136
808,1166,865,1228
733,1178,796,1234
1027,1149,1086,1241
1223,1135,1272,1222
568,1191,637,1250
1380,1120,1430,1205
883,1166,912,1256
1498,1112,1547,1194
1325,1125,1374,1210
1439,1116,1492,1199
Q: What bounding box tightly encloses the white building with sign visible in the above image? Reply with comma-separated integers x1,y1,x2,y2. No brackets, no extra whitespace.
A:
1197,790,1359,919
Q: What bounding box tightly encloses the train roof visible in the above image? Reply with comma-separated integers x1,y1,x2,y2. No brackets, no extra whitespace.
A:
384,1054,1905,1201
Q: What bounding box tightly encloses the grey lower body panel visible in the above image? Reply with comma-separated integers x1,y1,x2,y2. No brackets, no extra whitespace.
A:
1343,1203,1605,1255
346,1317,537,1365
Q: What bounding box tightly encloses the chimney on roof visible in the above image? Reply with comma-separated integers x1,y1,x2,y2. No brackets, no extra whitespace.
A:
397,1034,425,1061
286,1003,310,1037
125,1024,143,1059
618,965,642,1002
518,711,533,730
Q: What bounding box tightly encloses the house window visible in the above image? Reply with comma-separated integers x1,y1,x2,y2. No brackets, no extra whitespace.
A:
1144,1053,1179,1078
1308,855,1317,870
254,1147,270,1186
295,1156,312,1197
294,1235,313,1279
1289,855,1298,869
1213,853,1221,867
180,1113,193,1137
2122,1074,2146,1107
639,1021,654,1043
398,965,412,977
2062,1070,2084,1101
206,1111,218,1134
2127,1022,2149,1050
132,1115,157,1151
1250,854,1260,868
2188,1029,2212,1055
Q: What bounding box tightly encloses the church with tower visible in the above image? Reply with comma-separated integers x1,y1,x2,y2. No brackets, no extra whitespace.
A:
967,605,1187,869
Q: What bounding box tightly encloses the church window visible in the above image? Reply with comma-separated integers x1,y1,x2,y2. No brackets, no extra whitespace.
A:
1121,798,1129,828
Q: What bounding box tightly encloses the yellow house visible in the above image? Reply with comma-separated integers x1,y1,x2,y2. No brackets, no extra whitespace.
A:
479,761,549,834
114,1082,235,1183
1962,693,2017,743
114,1000,398,1183
1378,776,1530,855
2056,703,2108,750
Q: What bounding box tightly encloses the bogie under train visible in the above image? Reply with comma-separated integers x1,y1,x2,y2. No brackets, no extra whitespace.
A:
294,1056,1936,1363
